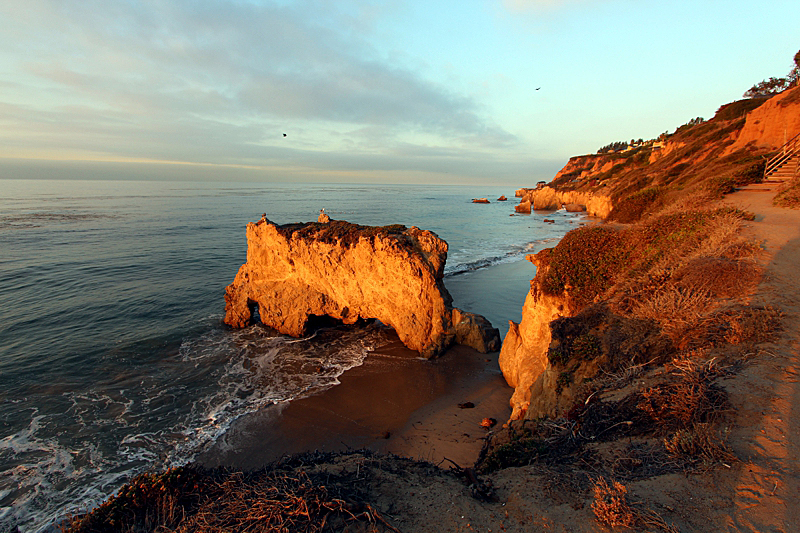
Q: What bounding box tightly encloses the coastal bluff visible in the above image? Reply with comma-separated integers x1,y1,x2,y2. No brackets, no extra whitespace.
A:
224,218,500,358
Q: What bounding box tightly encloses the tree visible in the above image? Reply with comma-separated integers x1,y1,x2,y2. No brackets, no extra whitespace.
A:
744,77,790,98
744,49,800,98
789,49,800,83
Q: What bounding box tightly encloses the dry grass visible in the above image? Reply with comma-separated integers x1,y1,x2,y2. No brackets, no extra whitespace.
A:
629,286,715,347
637,357,729,432
664,423,737,470
706,305,783,346
592,477,681,532
773,176,800,209
65,462,399,533
591,477,636,528
672,257,762,298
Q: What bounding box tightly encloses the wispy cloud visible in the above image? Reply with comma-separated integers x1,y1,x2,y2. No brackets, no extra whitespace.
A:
0,0,517,178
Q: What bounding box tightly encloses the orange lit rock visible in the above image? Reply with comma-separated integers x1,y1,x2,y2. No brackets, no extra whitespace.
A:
498,253,576,420
224,219,499,358
725,86,800,154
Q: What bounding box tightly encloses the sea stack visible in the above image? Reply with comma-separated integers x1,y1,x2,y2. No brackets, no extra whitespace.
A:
224,218,500,358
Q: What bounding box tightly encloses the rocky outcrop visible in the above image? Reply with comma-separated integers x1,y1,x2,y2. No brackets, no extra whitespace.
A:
526,305,672,419
498,249,672,420
472,198,490,204
724,86,800,154
518,187,612,218
224,219,499,358
497,195,507,201
498,253,575,419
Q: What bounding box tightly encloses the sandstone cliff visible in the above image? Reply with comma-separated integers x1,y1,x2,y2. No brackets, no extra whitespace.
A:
514,187,612,218
498,253,576,420
530,87,800,222
724,88,800,154
224,219,500,358
499,88,800,420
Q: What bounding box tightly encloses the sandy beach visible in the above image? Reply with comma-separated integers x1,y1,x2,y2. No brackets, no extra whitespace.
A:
198,259,536,471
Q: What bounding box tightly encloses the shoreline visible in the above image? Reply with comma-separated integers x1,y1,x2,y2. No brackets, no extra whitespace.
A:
197,342,512,470
197,259,540,471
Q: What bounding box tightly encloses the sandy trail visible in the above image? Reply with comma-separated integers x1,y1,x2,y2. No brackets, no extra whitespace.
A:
718,190,800,532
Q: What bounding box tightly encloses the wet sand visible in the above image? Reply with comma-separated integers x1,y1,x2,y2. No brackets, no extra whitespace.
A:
198,259,536,470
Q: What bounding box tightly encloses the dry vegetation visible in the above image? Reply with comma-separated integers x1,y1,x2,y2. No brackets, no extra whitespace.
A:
773,176,800,208
275,220,409,248
554,96,776,226
479,170,784,530
64,453,406,533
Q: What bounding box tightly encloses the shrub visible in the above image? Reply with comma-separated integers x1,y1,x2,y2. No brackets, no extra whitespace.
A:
539,226,629,306
664,423,736,469
608,186,664,223
714,99,766,121
276,220,409,248
774,177,800,208
591,477,636,528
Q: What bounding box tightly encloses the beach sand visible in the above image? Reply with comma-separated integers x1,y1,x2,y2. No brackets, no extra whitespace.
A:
198,259,535,471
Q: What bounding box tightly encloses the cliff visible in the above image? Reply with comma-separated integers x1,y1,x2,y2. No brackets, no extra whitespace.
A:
724,87,800,154
515,187,612,218
499,88,800,419
498,253,576,419
517,86,800,225
224,219,500,358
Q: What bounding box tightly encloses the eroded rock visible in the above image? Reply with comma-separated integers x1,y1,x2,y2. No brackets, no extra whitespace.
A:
224,219,499,358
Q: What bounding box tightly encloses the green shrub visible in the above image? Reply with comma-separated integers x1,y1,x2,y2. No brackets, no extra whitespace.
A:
540,226,629,306
608,187,664,223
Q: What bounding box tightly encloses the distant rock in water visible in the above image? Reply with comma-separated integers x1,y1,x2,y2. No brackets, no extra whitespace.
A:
515,199,532,213
472,198,490,204
224,218,500,358
497,195,507,201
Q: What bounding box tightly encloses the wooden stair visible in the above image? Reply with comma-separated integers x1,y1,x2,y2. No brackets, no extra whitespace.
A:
737,132,800,192
764,131,800,184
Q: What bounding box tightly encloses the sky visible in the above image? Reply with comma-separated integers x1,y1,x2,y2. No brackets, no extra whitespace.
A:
0,0,798,186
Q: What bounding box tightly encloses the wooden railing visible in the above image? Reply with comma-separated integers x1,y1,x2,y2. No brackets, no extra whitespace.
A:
765,131,800,178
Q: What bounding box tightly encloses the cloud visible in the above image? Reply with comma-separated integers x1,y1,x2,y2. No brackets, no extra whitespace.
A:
0,0,517,174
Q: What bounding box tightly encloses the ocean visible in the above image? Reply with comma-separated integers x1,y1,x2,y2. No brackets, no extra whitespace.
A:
0,179,583,532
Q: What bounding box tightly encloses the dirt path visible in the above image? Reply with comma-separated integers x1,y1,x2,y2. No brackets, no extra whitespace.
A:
717,190,800,532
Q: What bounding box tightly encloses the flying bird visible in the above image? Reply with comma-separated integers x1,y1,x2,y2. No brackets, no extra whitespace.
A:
536,87,541,90
283,133,287,137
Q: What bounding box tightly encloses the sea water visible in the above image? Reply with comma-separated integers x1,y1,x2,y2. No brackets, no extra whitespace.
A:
0,179,583,532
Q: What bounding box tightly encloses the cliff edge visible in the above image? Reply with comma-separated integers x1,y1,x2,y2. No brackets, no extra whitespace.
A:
224,218,499,358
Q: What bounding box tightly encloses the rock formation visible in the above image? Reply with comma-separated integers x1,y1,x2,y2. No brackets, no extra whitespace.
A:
563,203,587,212
498,243,672,420
497,195,507,201
516,187,612,218
724,85,800,154
472,198,490,204
498,253,575,419
224,218,499,358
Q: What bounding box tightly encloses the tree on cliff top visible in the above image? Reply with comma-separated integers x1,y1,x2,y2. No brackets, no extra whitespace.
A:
744,49,800,98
